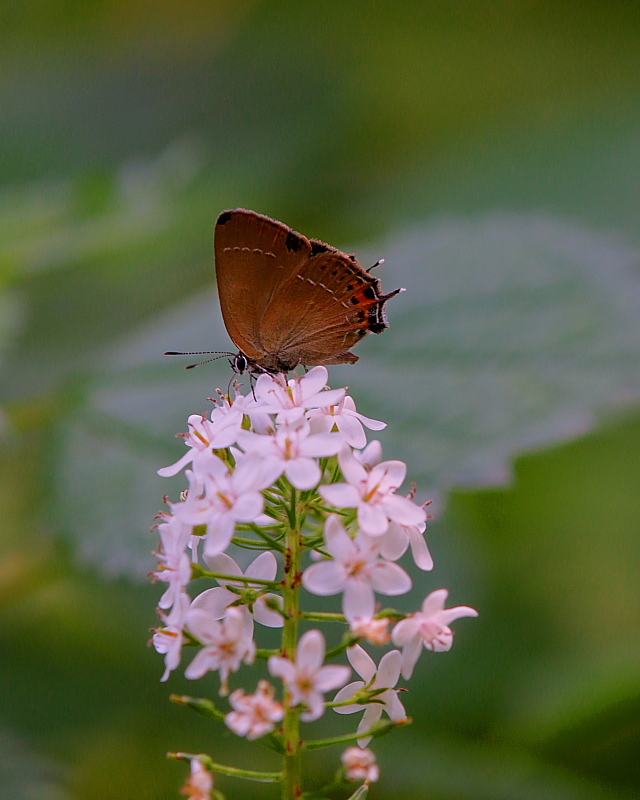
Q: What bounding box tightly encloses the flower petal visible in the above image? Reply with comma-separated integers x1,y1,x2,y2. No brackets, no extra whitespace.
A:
302,561,346,596
253,595,284,627
297,365,329,397
296,629,325,670
184,647,214,680
407,524,434,571
319,483,361,508
399,635,423,680
387,692,408,721
335,414,367,449
203,553,242,584
382,494,427,526
421,589,448,616
347,645,376,683
185,607,220,644
370,460,406,491
440,605,479,625
332,680,366,714
391,616,421,646
190,587,234,619
370,562,412,596
324,515,357,560
357,704,383,747
358,503,389,536
339,452,368,485
343,580,375,622
232,491,264,522
375,649,402,688
268,655,296,683
300,432,344,458
315,664,351,692
378,523,409,562
244,551,278,582
285,457,321,490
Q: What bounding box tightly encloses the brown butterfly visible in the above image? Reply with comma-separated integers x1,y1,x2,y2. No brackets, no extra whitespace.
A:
167,209,402,373
208,208,402,375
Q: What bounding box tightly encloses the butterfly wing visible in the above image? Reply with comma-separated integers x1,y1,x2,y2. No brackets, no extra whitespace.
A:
258,247,396,366
214,209,312,360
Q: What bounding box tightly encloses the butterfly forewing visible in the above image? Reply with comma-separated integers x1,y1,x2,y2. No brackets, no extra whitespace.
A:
214,209,311,360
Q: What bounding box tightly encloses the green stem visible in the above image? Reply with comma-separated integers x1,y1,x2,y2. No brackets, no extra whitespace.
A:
198,570,280,587
282,485,302,800
169,752,282,782
303,718,409,750
301,611,345,622
169,694,226,720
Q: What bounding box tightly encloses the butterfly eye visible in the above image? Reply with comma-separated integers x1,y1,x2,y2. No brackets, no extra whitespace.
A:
233,353,249,374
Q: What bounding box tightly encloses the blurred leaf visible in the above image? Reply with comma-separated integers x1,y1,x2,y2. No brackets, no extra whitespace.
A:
441,411,640,794
376,735,635,800
49,211,640,576
0,726,71,800
343,213,640,490
0,137,207,283
515,658,640,791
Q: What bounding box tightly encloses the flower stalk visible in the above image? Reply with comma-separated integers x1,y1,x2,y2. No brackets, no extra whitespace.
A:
150,366,477,799
281,485,303,800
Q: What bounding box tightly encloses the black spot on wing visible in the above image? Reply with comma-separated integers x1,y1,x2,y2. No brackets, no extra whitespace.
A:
286,231,304,252
217,210,234,225
310,240,331,256
363,286,377,300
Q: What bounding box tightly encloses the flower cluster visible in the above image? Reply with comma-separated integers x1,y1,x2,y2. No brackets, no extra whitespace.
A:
152,366,477,799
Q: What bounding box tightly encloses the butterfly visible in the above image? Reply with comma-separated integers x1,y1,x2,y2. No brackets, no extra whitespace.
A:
209,209,402,375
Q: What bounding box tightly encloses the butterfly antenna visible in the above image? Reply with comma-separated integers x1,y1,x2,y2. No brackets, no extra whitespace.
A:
185,356,228,370
164,350,233,356
369,258,385,270
164,350,235,370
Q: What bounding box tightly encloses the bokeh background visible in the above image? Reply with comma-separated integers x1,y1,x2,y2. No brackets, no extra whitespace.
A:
2,2,640,798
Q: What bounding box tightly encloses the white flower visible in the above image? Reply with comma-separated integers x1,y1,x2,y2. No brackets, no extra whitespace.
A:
251,366,345,422
392,589,478,679
157,410,238,478
302,516,412,622
152,516,193,614
353,440,382,470
238,417,343,491
349,616,391,646
191,551,283,628
320,448,426,536
185,606,256,694
377,519,433,571
341,746,379,783
172,455,273,557
307,395,385,449
333,646,407,746
225,680,284,739
268,629,350,721
181,757,213,800
152,591,190,682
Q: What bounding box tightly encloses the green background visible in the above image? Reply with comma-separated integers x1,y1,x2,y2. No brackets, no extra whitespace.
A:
1,2,640,798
